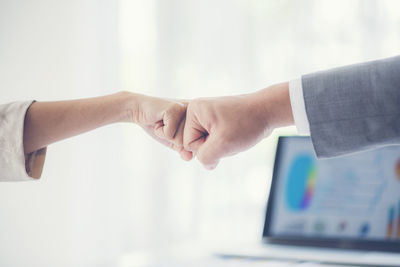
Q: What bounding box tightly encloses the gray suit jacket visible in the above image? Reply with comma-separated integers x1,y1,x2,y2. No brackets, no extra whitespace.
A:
302,55,400,158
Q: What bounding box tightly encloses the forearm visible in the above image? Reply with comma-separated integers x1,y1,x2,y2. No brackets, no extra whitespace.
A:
23,91,136,154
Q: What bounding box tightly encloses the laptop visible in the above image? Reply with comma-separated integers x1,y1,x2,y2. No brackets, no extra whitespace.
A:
217,136,400,266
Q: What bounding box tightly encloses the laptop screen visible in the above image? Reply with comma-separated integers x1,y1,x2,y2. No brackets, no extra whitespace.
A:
263,136,400,250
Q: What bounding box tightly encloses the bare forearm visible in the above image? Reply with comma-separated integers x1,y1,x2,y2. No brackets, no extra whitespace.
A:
23,91,135,154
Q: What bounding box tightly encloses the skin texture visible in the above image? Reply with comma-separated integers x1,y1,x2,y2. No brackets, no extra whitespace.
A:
183,82,294,169
23,91,193,161
23,82,294,172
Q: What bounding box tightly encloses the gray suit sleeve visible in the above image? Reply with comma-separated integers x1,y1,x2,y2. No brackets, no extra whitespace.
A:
302,55,400,158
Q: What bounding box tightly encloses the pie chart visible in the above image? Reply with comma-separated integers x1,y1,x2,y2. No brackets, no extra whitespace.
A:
286,154,316,211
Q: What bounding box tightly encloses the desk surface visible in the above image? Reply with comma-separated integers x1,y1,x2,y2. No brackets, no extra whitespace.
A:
145,256,354,267
119,248,360,267
119,242,400,267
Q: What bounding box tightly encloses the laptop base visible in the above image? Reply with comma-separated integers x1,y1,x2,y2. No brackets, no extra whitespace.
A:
215,243,400,267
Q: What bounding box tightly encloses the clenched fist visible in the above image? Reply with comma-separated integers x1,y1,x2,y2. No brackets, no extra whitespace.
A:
126,93,193,161
183,83,293,169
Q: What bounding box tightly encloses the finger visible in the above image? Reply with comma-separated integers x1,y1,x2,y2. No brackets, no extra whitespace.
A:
142,124,192,161
159,104,186,141
184,128,207,152
156,136,193,161
170,116,186,147
183,113,208,152
144,125,175,148
179,148,193,161
171,142,193,161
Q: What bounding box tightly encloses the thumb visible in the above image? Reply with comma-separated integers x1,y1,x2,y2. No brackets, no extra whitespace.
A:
183,119,208,153
154,104,186,141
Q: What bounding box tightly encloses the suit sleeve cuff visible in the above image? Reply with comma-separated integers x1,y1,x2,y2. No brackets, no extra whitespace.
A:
289,77,310,135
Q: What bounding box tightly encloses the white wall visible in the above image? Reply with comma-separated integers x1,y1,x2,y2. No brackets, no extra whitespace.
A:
1,0,400,266
0,1,121,266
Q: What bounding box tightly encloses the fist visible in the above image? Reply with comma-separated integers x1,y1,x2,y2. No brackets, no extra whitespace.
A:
183,94,272,169
183,83,293,169
128,93,193,161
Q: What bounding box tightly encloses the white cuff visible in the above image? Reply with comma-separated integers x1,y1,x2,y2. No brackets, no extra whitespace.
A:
0,101,45,181
289,77,310,135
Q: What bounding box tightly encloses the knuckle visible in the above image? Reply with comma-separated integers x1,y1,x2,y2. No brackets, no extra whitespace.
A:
173,136,184,147
171,102,186,115
184,141,194,152
170,133,183,145
165,104,186,126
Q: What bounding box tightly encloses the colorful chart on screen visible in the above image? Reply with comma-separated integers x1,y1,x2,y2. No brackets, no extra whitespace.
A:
285,154,316,211
270,137,400,241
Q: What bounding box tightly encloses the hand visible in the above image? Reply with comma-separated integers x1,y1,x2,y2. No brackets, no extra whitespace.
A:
183,83,293,169
126,92,193,161
22,91,193,179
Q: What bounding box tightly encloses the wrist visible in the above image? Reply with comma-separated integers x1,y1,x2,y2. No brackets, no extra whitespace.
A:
250,82,294,131
114,91,141,123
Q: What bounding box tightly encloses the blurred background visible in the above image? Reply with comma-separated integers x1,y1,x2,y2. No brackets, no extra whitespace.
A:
0,0,399,266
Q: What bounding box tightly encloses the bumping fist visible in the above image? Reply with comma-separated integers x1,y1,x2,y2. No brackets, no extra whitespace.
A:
183,83,293,169
129,82,293,169
128,93,193,161
183,95,271,169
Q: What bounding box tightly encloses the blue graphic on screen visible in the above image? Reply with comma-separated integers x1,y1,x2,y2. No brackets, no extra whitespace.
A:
270,137,400,242
286,154,316,211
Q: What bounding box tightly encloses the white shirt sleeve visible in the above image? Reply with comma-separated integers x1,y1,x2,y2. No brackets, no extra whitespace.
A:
0,101,46,181
289,77,311,135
